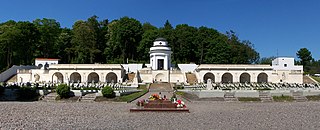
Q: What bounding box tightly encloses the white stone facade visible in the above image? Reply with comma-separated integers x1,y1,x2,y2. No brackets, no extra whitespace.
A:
16,39,303,84
35,58,59,69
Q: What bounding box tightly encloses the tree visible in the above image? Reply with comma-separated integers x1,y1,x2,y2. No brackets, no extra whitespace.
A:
137,22,159,62
87,16,108,63
33,18,61,58
105,17,143,63
0,16,262,72
195,27,221,64
174,24,197,63
158,20,176,62
55,28,72,63
258,56,276,64
14,21,40,65
71,20,100,63
0,20,18,70
296,48,312,67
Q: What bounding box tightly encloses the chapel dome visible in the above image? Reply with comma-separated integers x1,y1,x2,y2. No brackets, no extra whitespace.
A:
153,37,168,46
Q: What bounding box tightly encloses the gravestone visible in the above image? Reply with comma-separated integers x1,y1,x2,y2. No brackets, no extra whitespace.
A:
207,79,212,90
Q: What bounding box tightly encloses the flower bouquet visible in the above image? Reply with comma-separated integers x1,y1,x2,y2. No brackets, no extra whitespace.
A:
148,93,160,100
174,99,186,108
136,100,145,107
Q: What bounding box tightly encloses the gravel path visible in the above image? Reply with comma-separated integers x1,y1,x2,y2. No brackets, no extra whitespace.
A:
0,101,320,129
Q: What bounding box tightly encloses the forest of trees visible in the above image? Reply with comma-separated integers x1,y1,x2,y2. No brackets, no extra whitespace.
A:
0,15,262,72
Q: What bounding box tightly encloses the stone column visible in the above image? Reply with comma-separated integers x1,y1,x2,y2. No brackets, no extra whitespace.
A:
207,79,212,90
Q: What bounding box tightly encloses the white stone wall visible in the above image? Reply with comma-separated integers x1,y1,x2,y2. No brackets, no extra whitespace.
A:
35,59,59,69
169,73,185,83
47,70,122,83
197,70,272,83
272,57,303,71
270,70,303,83
17,73,32,83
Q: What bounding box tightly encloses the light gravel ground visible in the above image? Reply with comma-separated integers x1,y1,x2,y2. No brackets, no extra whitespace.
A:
0,101,320,130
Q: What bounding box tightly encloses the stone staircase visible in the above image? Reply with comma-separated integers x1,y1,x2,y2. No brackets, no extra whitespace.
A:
292,91,308,102
128,73,135,82
186,73,197,84
149,83,173,92
224,92,238,101
80,93,96,102
259,91,273,102
42,92,58,102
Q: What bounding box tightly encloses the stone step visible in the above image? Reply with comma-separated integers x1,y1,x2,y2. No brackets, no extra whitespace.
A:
224,95,235,98
260,97,273,102
42,93,57,102
259,92,273,102
80,93,96,102
224,92,238,101
293,96,308,102
224,97,238,101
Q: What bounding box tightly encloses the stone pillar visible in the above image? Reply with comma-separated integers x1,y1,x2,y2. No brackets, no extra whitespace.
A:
82,73,86,83
233,73,239,83
207,79,212,90
216,73,221,83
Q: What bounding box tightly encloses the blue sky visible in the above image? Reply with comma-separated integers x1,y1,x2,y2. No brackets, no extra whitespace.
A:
1,0,319,60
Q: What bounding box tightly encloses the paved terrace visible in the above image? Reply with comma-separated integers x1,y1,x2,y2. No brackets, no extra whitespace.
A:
0,101,319,129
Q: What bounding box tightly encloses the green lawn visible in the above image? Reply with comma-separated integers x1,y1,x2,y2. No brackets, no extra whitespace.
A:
137,84,147,90
306,95,320,101
175,91,185,96
310,76,320,83
272,95,294,102
116,89,148,102
238,97,261,102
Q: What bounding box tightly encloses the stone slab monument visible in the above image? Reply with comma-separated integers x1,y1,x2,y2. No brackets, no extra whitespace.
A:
207,79,212,90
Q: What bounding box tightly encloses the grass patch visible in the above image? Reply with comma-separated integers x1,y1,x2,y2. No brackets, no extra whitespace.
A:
306,95,320,101
310,76,320,83
175,91,185,96
137,84,147,90
238,97,261,102
94,96,117,102
95,87,149,102
273,95,294,102
117,89,148,102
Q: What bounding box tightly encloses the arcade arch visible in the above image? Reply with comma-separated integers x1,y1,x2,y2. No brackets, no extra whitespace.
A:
222,73,233,83
257,73,268,83
52,72,63,83
240,73,251,83
203,72,215,83
70,72,81,83
87,72,99,83
106,72,117,83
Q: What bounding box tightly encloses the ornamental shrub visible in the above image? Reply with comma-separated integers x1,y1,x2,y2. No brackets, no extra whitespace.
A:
56,84,71,98
102,86,115,98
